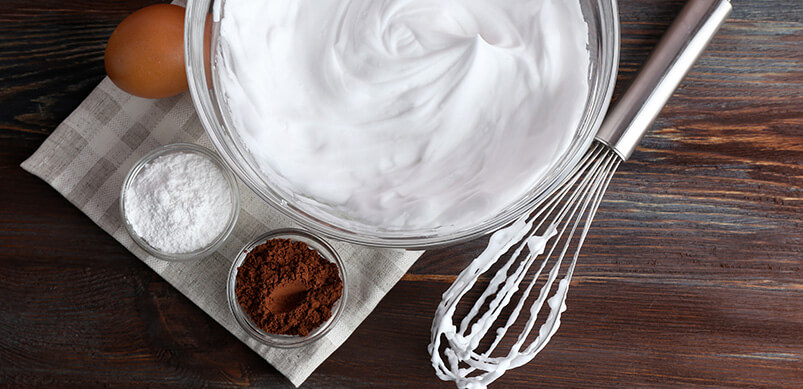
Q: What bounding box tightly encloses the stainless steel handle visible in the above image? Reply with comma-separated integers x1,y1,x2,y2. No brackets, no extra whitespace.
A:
596,0,732,160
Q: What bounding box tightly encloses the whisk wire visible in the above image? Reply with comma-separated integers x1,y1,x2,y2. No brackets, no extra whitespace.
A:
486,147,613,354
451,145,608,345
519,149,619,348
520,148,621,358
459,143,608,345
431,143,624,386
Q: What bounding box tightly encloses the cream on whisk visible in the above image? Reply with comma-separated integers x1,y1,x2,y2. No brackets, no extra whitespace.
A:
215,0,591,230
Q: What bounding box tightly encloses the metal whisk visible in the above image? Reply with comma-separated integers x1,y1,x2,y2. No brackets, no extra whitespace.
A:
430,1,732,387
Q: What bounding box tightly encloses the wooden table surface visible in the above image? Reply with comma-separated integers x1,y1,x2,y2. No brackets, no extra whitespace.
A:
1,0,801,387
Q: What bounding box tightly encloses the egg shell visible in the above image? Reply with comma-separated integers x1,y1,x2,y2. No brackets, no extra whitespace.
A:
104,4,188,99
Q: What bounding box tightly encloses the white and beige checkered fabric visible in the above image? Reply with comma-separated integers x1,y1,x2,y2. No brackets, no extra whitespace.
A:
21,77,423,386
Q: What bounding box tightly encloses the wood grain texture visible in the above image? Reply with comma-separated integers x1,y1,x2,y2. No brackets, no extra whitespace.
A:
1,0,801,387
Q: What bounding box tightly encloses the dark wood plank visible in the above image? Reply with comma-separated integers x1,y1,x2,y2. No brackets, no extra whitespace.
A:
1,0,801,387
323,280,802,388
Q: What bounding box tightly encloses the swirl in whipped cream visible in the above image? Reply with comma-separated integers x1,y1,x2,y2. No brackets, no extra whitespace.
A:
216,0,590,230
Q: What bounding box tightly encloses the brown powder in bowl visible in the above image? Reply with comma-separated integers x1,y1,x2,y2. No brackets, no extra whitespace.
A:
235,238,343,336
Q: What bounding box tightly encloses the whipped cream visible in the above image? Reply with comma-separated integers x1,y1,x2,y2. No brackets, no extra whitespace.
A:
216,0,590,231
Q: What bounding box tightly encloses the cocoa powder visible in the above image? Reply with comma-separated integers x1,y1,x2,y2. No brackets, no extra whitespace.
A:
235,238,342,336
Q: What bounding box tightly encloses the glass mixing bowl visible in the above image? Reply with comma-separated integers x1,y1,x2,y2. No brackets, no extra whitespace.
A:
184,0,619,248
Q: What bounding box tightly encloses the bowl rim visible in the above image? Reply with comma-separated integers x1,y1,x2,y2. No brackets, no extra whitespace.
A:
226,228,348,348
120,142,241,261
185,0,620,249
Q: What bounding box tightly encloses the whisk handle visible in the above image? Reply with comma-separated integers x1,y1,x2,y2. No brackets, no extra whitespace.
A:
596,0,732,160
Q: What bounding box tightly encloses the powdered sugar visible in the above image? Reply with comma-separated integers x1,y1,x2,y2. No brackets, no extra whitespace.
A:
124,151,233,253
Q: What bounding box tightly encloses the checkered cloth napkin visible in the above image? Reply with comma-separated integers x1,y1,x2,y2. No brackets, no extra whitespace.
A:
21,77,423,386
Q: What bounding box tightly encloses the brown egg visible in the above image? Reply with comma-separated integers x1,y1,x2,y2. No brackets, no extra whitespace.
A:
104,4,188,99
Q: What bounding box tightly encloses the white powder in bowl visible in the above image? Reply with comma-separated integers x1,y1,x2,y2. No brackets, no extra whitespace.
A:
125,151,233,254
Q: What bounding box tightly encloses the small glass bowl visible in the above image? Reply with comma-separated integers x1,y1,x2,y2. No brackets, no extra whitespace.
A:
227,229,348,348
120,143,241,261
